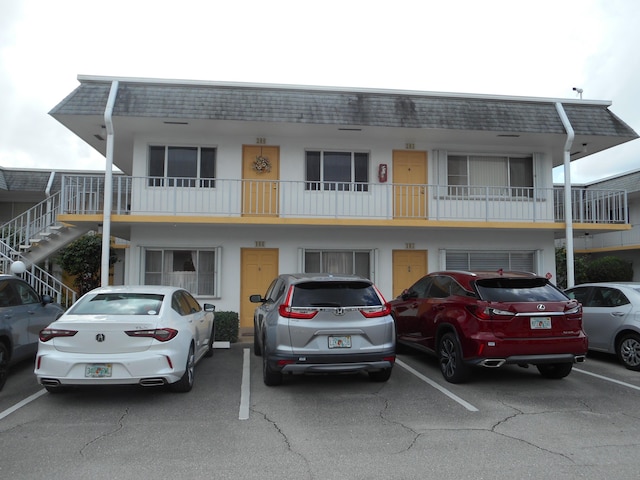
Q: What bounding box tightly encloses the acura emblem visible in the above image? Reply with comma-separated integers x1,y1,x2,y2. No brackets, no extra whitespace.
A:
96,333,106,342
536,304,546,311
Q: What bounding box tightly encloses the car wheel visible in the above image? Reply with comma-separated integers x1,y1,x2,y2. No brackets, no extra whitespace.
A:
204,322,215,358
170,344,195,393
617,333,640,371
0,343,9,391
536,363,573,379
262,345,282,386
368,368,392,382
438,332,470,384
253,323,262,356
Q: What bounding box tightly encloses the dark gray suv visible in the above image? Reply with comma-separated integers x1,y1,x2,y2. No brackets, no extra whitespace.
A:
250,273,396,385
0,274,64,390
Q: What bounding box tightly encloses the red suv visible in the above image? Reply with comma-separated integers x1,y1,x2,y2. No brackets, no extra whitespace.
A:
390,271,587,383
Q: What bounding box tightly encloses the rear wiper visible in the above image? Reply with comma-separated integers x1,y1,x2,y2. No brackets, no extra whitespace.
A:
309,302,342,307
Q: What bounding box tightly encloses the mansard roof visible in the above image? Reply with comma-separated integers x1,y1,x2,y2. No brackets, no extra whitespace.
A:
51,77,637,137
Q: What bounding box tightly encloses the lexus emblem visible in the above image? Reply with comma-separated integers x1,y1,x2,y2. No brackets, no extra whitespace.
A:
536,304,546,311
96,333,106,342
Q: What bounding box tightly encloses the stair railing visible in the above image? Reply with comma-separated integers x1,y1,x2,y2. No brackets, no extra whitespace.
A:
0,190,77,308
0,191,63,253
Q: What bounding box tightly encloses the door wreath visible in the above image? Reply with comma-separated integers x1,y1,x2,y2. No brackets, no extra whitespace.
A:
253,155,271,173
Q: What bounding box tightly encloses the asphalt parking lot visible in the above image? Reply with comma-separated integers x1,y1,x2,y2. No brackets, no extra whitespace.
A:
2,343,640,480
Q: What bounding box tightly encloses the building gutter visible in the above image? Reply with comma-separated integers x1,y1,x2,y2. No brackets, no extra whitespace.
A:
555,102,575,287
101,80,119,287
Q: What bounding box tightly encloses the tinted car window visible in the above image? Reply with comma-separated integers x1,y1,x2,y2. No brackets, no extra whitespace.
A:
183,291,202,313
475,278,568,302
14,281,40,305
0,280,20,307
409,277,432,298
263,279,279,301
565,286,590,304
292,281,380,307
268,279,287,303
172,291,192,315
428,276,451,298
589,287,629,307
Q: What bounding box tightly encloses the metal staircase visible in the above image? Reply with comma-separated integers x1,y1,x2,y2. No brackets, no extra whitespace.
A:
0,191,82,308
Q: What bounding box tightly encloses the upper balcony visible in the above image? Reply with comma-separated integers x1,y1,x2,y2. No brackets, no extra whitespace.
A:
57,175,629,232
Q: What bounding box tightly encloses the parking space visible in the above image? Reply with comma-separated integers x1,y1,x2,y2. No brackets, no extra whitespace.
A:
2,343,640,479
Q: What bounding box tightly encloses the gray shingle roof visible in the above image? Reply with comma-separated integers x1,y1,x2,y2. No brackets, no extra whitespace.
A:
2,169,54,192
0,168,121,194
50,79,638,138
586,169,640,193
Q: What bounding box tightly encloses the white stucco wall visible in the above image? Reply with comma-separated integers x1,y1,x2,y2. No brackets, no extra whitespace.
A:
124,224,557,312
119,120,563,312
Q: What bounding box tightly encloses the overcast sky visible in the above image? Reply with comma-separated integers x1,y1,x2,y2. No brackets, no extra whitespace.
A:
1,0,638,183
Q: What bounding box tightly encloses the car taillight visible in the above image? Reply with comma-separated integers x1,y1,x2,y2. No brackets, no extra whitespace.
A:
125,328,178,342
466,305,512,320
360,303,392,318
39,329,77,342
565,304,581,315
278,304,318,319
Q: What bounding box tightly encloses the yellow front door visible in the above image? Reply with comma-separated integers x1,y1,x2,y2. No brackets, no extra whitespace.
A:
240,248,279,329
242,145,279,216
392,250,428,299
393,150,427,218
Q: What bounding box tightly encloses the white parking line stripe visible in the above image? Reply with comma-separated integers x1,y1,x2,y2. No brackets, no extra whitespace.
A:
0,389,47,421
574,368,640,392
239,348,251,420
396,359,479,412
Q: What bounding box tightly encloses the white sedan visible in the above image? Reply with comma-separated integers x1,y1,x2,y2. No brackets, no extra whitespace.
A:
35,285,215,393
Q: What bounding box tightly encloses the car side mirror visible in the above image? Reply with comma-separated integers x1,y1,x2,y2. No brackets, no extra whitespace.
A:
249,294,265,303
401,289,417,300
41,294,54,305
204,303,215,312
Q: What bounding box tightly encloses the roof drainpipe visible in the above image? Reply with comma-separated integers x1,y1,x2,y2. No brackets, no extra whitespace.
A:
45,170,55,225
555,102,575,288
101,80,119,287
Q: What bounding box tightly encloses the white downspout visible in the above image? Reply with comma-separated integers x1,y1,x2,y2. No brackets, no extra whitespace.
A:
555,102,575,287
102,80,119,287
44,171,56,272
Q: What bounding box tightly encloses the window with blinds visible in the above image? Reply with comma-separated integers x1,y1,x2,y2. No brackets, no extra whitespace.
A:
446,251,535,272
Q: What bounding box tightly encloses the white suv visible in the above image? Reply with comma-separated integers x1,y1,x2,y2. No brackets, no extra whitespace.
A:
250,273,396,386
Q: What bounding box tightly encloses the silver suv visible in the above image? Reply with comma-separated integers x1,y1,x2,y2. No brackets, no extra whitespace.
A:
250,273,396,385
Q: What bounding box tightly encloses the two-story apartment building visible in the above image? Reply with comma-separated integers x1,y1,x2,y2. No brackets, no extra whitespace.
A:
5,75,637,336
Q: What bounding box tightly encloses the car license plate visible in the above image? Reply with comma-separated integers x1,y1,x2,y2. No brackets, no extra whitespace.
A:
328,335,351,348
530,317,551,329
85,364,112,378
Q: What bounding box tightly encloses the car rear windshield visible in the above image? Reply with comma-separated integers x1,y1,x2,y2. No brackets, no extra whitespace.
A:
475,278,568,302
68,293,165,315
291,281,381,307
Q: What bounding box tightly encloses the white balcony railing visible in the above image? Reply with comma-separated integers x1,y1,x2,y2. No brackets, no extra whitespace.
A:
568,225,640,250
60,175,628,225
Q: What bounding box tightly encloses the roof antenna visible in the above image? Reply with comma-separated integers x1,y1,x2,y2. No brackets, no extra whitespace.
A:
572,87,583,99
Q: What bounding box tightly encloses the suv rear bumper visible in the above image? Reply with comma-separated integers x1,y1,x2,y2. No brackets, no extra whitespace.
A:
470,353,587,368
269,350,396,375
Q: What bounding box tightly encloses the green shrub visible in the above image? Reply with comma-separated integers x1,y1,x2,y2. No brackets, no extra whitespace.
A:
585,256,633,282
214,311,239,343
